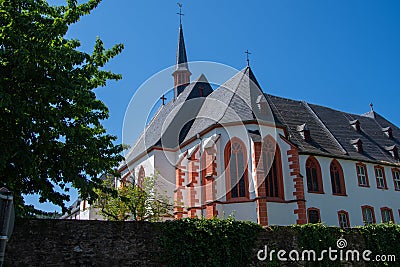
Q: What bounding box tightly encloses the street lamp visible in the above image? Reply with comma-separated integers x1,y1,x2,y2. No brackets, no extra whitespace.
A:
0,187,14,267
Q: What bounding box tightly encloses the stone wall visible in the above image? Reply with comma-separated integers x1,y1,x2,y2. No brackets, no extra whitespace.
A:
5,219,162,266
5,219,374,266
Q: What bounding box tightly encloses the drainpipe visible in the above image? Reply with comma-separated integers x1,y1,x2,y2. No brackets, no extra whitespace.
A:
0,188,14,267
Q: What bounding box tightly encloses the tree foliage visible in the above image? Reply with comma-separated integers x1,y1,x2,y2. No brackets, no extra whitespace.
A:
0,0,124,216
94,174,173,221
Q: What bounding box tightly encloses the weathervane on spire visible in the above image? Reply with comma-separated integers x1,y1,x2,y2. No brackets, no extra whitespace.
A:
177,3,184,25
245,49,251,66
370,102,374,112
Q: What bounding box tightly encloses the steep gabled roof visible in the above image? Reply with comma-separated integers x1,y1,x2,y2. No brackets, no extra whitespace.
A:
125,74,213,162
183,66,273,143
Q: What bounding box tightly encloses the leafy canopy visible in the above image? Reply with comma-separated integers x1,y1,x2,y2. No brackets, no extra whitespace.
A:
0,0,124,216
94,174,173,222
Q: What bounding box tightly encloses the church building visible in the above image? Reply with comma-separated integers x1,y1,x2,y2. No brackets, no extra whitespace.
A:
119,16,400,227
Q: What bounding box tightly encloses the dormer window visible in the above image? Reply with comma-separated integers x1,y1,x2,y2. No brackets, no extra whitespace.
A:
350,138,363,153
385,145,399,160
297,123,311,142
349,119,361,132
382,127,393,138
256,95,268,115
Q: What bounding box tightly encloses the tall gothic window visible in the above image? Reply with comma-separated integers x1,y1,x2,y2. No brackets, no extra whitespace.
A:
225,138,248,200
305,156,323,193
138,166,145,188
330,159,346,195
262,136,284,200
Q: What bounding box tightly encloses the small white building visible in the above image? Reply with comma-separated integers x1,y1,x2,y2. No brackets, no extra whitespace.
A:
119,19,400,227
59,198,103,220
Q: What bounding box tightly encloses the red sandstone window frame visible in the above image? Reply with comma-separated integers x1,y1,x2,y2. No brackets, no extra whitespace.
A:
307,207,321,223
138,165,145,188
305,156,324,194
380,207,394,223
356,163,369,187
361,205,376,225
391,168,400,191
262,135,285,201
337,210,350,228
224,137,249,202
329,159,347,196
374,166,388,190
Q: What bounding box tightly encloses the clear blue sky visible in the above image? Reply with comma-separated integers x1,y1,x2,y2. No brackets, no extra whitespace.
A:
31,0,400,212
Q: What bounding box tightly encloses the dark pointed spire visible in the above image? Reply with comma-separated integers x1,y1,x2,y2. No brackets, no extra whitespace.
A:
176,23,188,69
173,3,191,99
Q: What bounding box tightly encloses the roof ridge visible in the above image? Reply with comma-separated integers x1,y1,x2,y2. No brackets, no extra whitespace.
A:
126,101,169,159
217,68,248,123
302,101,348,155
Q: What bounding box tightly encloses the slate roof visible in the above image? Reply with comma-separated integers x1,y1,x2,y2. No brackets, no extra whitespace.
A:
308,104,400,164
125,66,400,167
125,74,212,162
182,66,273,143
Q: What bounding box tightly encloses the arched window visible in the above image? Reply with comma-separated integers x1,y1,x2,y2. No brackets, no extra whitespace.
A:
225,138,248,200
305,156,323,193
330,159,346,196
262,136,284,200
138,166,145,188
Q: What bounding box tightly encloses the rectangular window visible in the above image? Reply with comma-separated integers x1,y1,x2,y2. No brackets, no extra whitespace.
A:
362,206,375,225
356,163,369,187
381,208,393,223
375,167,387,189
338,211,350,228
308,208,320,223
392,169,400,191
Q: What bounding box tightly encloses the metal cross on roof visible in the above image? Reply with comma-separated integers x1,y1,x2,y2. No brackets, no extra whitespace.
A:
177,3,184,24
245,50,251,66
370,102,374,112
160,95,167,105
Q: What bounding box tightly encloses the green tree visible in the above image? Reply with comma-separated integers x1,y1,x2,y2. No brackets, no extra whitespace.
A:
0,0,124,216
94,174,173,221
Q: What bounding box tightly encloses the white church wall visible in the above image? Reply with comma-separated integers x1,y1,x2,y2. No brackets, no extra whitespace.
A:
276,134,295,202
131,152,155,182
300,154,400,227
154,149,176,197
216,202,258,222
267,202,298,225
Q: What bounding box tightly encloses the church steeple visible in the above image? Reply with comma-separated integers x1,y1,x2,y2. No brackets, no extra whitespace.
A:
173,3,191,99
